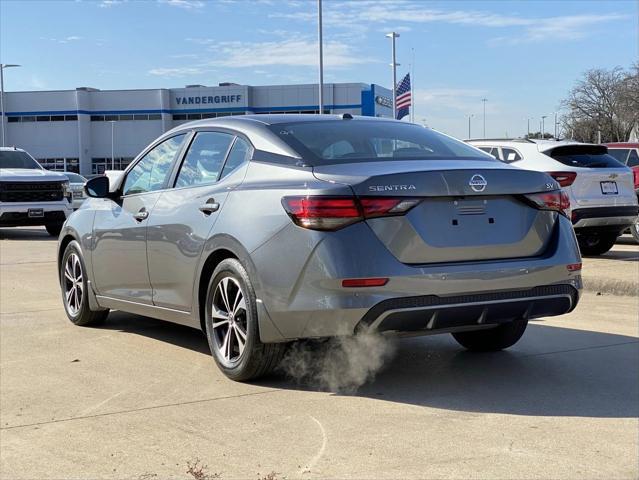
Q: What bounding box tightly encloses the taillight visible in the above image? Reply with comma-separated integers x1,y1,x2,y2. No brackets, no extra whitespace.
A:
282,196,420,231
523,190,570,217
633,168,639,189
547,171,577,187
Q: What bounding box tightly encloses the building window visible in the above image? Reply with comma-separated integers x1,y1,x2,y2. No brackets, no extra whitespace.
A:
91,115,105,122
148,114,162,120
36,116,50,122
172,114,187,121
38,158,80,173
7,117,20,123
91,157,134,174
65,115,78,121
50,115,65,121
119,114,134,121
8,114,79,123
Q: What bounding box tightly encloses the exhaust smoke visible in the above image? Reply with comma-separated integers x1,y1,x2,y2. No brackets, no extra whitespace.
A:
279,331,397,393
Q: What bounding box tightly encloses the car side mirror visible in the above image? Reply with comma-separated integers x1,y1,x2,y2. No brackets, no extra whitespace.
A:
85,176,110,198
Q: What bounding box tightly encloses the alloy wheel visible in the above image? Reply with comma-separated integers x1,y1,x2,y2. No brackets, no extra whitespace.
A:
63,253,83,315
211,277,248,364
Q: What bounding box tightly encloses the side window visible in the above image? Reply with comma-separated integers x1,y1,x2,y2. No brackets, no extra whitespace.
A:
175,132,234,188
220,137,252,180
501,148,522,162
627,149,639,167
122,134,186,195
489,147,501,160
477,147,492,153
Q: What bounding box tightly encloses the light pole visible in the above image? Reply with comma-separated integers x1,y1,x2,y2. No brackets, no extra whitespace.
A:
466,114,474,139
109,121,116,170
541,115,547,139
386,32,400,117
527,117,532,138
553,112,558,138
317,0,324,114
0,64,21,147
481,98,487,138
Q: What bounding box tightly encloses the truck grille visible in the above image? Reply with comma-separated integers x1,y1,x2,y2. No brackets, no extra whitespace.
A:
0,182,65,202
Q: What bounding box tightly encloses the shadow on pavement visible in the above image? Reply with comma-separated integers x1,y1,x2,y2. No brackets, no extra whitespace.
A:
0,227,56,241
597,249,639,261
96,311,639,419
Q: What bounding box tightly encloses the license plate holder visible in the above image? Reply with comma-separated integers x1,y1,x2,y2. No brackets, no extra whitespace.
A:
600,181,618,195
28,208,44,218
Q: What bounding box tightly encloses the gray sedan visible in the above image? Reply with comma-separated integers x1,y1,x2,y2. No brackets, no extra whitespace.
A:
57,115,583,381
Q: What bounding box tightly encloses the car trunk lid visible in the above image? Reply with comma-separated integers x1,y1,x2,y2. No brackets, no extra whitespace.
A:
313,161,560,264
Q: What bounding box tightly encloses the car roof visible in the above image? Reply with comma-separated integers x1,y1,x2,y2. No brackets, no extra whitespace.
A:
467,138,599,153
605,142,639,148
0,147,27,152
181,113,401,128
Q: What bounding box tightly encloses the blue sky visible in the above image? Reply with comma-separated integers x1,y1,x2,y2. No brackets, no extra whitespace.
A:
1,0,637,138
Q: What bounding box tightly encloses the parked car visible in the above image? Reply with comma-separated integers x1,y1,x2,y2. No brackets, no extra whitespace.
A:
605,142,639,242
0,147,73,236
467,139,638,255
62,172,87,210
58,115,583,381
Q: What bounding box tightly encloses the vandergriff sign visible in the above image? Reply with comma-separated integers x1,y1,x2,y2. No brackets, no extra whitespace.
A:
171,86,248,110
175,94,242,105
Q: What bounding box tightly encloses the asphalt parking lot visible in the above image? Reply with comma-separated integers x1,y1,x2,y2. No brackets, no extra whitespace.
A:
1,227,638,480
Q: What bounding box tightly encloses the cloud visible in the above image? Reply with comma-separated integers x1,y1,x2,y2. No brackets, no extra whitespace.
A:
99,0,125,7
202,38,374,68
148,67,205,77
40,36,83,44
158,0,205,9
269,1,628,45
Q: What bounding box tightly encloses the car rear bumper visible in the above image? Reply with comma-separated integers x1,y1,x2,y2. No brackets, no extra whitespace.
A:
572,206,639,230
251,215,583,341
358,284,578,335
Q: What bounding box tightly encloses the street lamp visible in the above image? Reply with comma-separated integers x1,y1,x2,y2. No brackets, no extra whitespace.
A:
527,117,533,138
386,32,400,117
0,64,21,147
108,120,116,170
466,114,474,139
317,0,324,114
541,115,547,139
481,98,487,138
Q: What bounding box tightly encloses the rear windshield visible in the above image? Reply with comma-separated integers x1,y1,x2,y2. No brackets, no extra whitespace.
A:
268,121,493,165
0,150,42,170
547,145,625,169
607,148,630,164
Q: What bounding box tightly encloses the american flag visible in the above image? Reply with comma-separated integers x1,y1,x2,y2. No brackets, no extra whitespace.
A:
395,73,411,120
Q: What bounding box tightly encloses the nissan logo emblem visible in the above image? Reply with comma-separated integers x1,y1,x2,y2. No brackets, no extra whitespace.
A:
469,174,487,192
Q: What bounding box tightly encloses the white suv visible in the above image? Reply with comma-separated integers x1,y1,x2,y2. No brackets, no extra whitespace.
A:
0,147,73,236
467,139,638,255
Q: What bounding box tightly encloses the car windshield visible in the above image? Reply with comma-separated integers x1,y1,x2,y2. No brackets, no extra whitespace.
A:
547,145,625,169
64,172,86,183
0,150,42,169
268,120,494,166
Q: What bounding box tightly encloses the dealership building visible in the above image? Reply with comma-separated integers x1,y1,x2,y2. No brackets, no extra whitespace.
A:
2,82,392,175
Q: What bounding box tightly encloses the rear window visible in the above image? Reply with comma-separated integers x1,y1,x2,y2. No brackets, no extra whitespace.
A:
268,121,493,166
546,145,625,169
607,148,630,164
0,150,42,170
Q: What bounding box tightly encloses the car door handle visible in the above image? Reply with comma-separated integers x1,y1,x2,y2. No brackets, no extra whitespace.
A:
133,208,149,222
199,198,220,215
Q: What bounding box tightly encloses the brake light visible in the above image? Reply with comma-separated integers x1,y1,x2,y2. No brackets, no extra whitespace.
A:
342,277,389,288
523,190,570,217
567,263,582,272
547,171,577,187
282,196,420,231
633,168,639,189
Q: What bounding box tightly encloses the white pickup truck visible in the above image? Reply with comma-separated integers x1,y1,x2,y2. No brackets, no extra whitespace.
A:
0,147,73,236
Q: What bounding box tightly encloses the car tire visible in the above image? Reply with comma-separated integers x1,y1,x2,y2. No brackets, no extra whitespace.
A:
204,258,286,381
630,219,639,244
451,318,528,351
46,223,63,237
577,232,617,256
60,240,109,326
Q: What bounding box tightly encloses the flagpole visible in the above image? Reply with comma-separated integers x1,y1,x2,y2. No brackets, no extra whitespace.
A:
317,0,324,114
410,47,415,123
386,32,400,118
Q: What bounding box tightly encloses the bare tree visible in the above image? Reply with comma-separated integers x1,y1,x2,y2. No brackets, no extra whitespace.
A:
560,65,638,143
